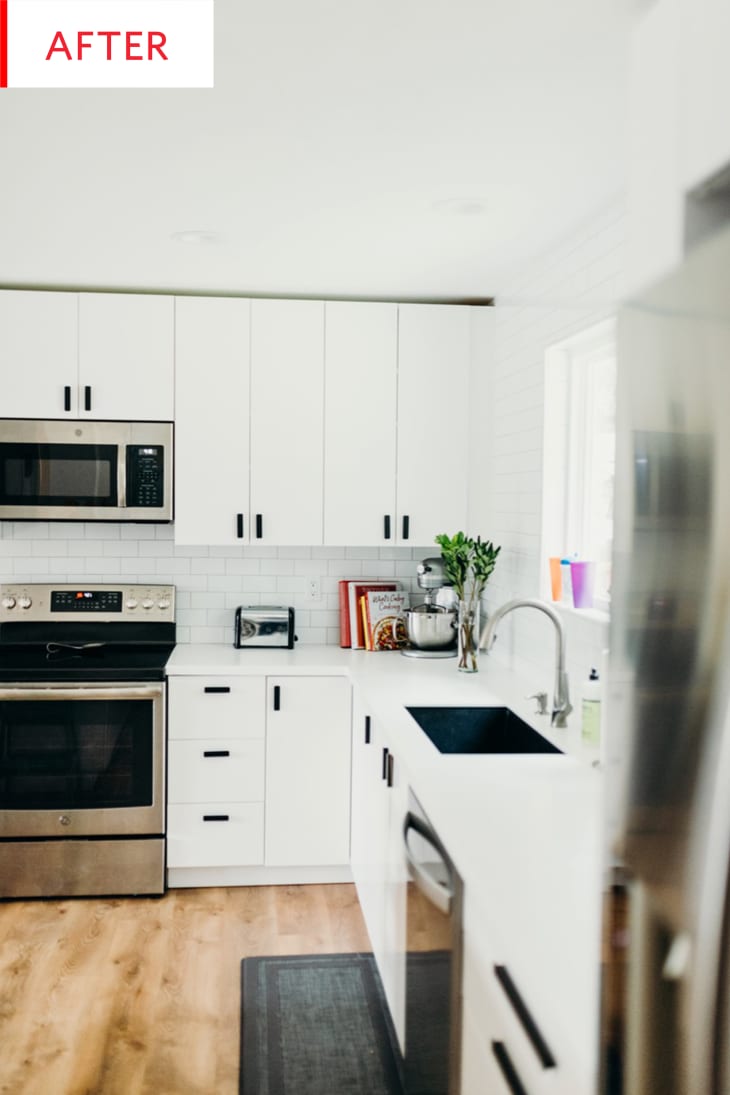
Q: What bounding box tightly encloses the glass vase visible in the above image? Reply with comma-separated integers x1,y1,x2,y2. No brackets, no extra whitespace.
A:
457,599,480,672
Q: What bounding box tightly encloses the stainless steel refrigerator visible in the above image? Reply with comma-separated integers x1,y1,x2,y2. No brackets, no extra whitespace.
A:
601,221,730,1094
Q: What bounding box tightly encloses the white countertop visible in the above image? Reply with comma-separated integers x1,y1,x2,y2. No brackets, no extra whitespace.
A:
166,642,605,1084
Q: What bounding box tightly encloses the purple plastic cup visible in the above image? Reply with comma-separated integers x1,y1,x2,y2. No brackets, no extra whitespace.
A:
571,561,596,609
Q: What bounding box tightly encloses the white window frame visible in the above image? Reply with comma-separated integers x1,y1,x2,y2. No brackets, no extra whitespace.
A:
542,317,616,614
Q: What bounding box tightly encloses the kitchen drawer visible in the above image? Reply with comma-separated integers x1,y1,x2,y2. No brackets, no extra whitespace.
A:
167,802,264,868
168,739,265,803
168,676,265,740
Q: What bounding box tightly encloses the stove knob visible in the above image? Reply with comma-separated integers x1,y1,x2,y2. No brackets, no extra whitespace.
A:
17,596,32,610
126,599,138,610
157,598,171,610
142,599,154,610
1,596,16,610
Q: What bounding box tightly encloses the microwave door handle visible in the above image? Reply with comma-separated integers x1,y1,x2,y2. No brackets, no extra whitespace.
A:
118,447,127,508
403,811,454,915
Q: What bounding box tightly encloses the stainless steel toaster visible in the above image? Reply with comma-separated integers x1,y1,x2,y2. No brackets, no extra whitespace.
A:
233,605,296,648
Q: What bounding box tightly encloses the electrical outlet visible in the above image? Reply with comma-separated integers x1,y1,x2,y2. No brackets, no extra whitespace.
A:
308,578,321,600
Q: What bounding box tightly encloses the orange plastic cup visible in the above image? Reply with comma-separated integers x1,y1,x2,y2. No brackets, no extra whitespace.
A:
549,557,562,601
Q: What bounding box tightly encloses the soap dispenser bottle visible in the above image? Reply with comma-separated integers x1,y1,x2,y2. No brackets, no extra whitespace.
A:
581,667,601,745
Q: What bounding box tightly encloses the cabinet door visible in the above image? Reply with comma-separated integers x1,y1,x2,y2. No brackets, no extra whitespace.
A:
0,290,78,418
350,693,388,961
174,297,251,545
265,676,351,866
78,293,174,420
323,302,398,545
250,299,325,545
397,304,470,544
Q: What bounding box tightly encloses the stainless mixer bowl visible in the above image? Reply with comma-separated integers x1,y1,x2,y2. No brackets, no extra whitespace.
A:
403,606,457,650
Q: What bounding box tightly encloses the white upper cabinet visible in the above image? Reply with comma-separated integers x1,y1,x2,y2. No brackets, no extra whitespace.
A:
78,293,174,420
396,304,470,545
0,290,78,418
174,296,251,545
324,301,398,545
322,301,470,546
250,299,325,545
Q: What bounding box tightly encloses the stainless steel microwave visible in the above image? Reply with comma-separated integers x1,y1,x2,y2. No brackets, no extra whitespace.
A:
0,419,173,522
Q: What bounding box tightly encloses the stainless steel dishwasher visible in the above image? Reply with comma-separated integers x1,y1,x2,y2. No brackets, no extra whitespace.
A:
403,789,464,1095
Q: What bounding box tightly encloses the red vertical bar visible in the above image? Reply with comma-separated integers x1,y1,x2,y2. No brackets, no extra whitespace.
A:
0,0,7,89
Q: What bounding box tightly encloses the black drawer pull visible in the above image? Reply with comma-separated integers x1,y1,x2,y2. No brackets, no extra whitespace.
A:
237,513,244,539
202,814,229,822
491,1042,529,1095
402,514,410,540
204,686,231,694
364,715,371,744
203,750,230,758
84,385,92,412
273,685,281,711
386,752,394,788
383,514,391,540
256,513,263,539
382,746,389,780
494,965,556,1069
63,385,71,412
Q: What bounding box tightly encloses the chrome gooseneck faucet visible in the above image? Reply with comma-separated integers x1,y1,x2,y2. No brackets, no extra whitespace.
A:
480,598,573,728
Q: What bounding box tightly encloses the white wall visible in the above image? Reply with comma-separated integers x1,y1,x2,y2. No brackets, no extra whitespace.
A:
469,198,626,696
0,523,432,645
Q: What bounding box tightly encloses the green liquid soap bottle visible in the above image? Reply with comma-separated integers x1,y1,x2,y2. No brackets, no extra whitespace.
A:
581,667,601,745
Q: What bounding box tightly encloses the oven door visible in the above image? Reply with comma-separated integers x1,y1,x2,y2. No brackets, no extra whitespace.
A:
0,681,165,838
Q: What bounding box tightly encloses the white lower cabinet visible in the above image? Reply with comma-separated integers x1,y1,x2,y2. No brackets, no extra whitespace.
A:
166,673,352,883
265,676,351,867
350,689,408,1053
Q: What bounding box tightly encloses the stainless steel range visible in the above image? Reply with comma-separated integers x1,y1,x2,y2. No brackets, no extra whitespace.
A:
0,582,176,899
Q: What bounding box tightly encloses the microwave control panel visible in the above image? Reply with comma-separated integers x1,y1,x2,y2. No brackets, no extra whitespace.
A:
126,445,164,508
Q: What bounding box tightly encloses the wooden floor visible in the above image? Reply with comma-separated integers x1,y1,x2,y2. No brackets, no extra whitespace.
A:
0,884,370,1095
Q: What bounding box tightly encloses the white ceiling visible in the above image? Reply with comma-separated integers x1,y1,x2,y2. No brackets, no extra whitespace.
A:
0,1,631,302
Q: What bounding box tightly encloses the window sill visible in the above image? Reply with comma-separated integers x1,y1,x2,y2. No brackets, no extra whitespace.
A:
550,600,610,626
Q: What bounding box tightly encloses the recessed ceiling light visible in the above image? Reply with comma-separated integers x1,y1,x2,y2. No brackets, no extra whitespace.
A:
432,197,488,217
170,230,220,245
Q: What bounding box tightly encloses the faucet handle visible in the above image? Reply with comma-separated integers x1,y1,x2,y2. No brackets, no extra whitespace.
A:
527,691,549,715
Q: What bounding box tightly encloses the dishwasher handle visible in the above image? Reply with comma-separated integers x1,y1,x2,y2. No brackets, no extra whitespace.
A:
403,811,454,916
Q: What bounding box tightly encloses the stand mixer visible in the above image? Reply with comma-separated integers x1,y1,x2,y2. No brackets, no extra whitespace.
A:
400,556,458,658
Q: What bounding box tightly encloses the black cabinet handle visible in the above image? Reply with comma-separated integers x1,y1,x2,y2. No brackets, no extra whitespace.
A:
273,684,281,711
402,515,410,540
203,814,229,822
386,752,394,788
494,965,556,1069
364,715,371,744
382,746,389,780
237,513,244,539
203,750,230,758
256,514,263,539
491,1042,529,1095
383,515,391,540
84,385,91,412
63,385,71,412
204,686,231,694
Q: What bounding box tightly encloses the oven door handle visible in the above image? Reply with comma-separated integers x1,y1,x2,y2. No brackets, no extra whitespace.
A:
403,811,454,916
0,684,165,701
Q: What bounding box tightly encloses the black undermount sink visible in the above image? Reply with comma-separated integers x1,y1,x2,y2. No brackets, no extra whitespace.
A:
406,705,563,755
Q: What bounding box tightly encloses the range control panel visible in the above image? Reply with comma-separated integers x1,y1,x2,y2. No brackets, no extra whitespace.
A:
0,584,176,624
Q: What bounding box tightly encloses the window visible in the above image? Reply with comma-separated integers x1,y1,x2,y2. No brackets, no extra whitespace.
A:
542,318,616,610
